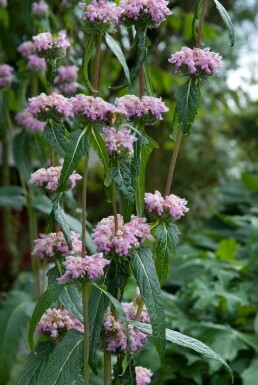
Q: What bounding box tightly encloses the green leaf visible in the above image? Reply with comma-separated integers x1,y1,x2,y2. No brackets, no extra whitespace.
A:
105,33,131,88
28,283,64,352
130,247,166,360
91,128,111,187
57,128,87,192
154,222,181,285
111,161,134,203
121,192,134,222
0,186,26,211
216,238,240,262
144,59,153,96
177,78,200,135
44,120,67,157
13,131,32,181
17,342,54,385
113,356,136,385
133,134,159,216
38,330,83,385
192,0,202,40
105,258,130,300
82,35,97,93
51,193,72,248
0,291,34,385
241,359,258,385
214,0,235,46
131,321,233,380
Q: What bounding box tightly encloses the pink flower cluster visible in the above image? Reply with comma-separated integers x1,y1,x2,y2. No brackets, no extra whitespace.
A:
54,65,78,95
15,109,45,133
136,367,153,385
80,0,121,24
36,308,84,338
115,95,168,124
92,214,154,256
58,253,110,283
0,64,14,89
28,92,71,121
144,190,189,219
168,47,222,76
29,166,81,191
33,32,70,60
101,127,137,158
32,1,49,17
123,302,150,324
102,310,148,354
71,94,116,125
18,41,35,58
32,231,82,260
119,0,172,27
18,41,46,72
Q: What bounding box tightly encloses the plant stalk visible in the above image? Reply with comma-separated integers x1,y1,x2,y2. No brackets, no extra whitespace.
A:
135,298,145,322
196,0,208,48
104,346,112,385
93,35,102,96
81,157,89,258
111,181,118,234
164,128,182,197
82,282,91,385
139,64,145,98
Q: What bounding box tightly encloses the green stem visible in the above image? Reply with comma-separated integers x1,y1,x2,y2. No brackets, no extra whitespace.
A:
81,157,88,258
164,128,182,197
139,64,145,98
135,298,144,321
104,347,112,385
112,181,118,234
196,0,208,48
93,35,101,96
82,282,91,385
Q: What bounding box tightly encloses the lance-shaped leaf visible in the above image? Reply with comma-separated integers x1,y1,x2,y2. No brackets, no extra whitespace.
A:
17,342,54,385
0,292,34,385
214,0,235,47
28,283,64,352
111,161,135,203
130,321,233,381
57,128,88,192
144,59,153,96
0,186,26,211
91,128,111,187
51,193,72,248
154,222,181,285
129,247,166,360
113,355,136,385
38,330,84,385
82,35,97,93
13,131,32,181
44,120,67,157
177,78,200,135
192,0,202,40
105,33,131,88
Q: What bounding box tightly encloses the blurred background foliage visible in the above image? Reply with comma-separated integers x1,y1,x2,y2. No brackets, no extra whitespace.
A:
0,0,258,384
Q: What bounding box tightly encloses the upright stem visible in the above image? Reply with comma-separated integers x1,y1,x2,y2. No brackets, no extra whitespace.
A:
104,347,112,385
135,298,144,321
81,158,88,258
196,0,208,48
93,35,101,96
164,128,182,197
112,181,118,234
82,282,91,385
139,64,145,99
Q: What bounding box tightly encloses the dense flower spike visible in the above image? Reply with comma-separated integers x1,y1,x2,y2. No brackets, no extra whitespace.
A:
71,94,117,125
58,253,110,283
101,127,137,159
144,191,189,219
54,65,78,95
136,367,153,385
15,109,45,133
102,310,148,354
0,64,14,89
36,308,84,338
28,92,72,121
80,0,122,34
168,47,222,77
27,55,46,72
92,214,153,256
18,41,35,58
33,32,70,60
115,95,168,125
119,0,172,28
32,1,49,17
32,231,82,260
29,166,81,190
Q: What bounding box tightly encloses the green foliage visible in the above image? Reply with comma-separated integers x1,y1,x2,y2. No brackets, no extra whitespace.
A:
214,0,235,46
12,131,33,181
111,161,135,203
83,35,97,93
0,186,26,211
91,128,111,187
51,193,72,248
44,121,67,157
113,356,136,385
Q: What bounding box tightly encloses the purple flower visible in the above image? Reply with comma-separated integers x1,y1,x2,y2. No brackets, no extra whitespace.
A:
54,65,78,95
144,191,164,216
28,92,72,121
27,55,46,72
168,47,222,77
136,367,153,385
29,166,81,191
119,0,172,27
115,95,168,125
92,214,153,257
15,109,45,133
71,94,116,125
33,32,70,60
144,191,189,219
36,308,84,338
123,302,150,324
101,127,137,159
18,41,35,58
58,253,110,283
0,64,14,89
32,231,82,260
32,1,49,17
